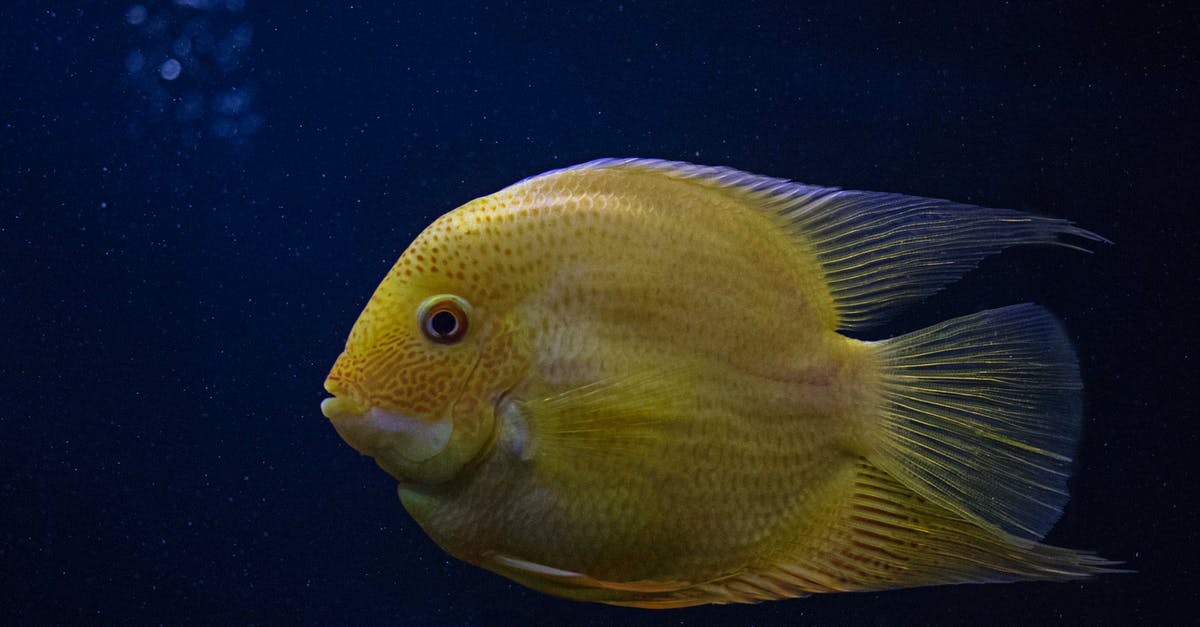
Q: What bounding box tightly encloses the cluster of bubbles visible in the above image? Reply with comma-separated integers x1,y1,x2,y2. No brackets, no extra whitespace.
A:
121,1,263,149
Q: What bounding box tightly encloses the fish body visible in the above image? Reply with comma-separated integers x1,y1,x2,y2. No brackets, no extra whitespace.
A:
322,159,1116,607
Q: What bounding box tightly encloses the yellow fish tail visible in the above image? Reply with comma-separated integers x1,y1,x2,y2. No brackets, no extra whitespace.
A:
866,303,1089,542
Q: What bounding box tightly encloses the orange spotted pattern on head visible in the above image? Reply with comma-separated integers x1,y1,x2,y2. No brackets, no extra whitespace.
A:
325,192,557,422
326,326,465,417
327,167,680,422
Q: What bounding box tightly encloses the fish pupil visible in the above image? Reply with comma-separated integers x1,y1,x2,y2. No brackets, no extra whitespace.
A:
419,295,469,343
429,310,459,337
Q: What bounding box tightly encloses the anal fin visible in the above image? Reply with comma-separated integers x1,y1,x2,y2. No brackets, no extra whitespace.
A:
632,460,1118,607
488,460,1117,608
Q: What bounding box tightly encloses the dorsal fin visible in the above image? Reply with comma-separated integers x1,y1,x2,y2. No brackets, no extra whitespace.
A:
550,158,1106,331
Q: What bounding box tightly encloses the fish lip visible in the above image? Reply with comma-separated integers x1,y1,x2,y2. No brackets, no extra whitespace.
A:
321,394,365,419
322,375,367,417
321,395,453,464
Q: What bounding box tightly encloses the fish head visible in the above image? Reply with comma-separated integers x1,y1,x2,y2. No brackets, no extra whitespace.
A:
321,211,529,486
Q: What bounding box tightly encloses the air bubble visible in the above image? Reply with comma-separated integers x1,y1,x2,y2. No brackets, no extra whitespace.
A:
160,58,182,80
214,89,249,115
125,50,146,74
122,0,262,147
126,5,147,25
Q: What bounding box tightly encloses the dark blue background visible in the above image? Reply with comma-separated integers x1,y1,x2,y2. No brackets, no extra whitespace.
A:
2,1,1196,624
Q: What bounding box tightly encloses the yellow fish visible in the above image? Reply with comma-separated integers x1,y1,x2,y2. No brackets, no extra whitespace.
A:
321,159,1117,608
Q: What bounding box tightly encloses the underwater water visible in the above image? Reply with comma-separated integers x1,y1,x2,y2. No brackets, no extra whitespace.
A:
2,1,1196,624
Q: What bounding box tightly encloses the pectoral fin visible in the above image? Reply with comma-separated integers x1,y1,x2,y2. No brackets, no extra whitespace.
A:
517,365,701,461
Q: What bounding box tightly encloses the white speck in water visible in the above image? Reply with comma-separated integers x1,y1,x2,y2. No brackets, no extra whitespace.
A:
160,58,182,80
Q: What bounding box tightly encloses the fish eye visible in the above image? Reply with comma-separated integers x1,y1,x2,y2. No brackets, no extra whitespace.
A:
418,295,470,344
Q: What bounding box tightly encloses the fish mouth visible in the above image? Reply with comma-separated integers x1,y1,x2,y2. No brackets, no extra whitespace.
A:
320,394,453,466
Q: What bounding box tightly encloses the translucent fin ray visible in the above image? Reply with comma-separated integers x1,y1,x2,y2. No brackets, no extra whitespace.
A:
869,304,1084,541
566,461,1119,608
519,366,698,461
680,461,1119,606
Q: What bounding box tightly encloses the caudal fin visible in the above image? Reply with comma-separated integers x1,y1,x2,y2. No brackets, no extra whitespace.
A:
867,303,1085,541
